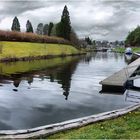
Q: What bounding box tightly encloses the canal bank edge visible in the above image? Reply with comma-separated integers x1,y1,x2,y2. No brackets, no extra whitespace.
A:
0,41,85,62
0,103,139,139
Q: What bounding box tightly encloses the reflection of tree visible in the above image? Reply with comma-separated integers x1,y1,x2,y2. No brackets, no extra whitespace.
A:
27,76,33,85
102,52,108,59
12,77,21,92
50,74,54,82
114,52,119,60
94,52,108,60
0,57,81,97
55,60,79,100
83,53,94,64
13,79,21,87
12,75,33,90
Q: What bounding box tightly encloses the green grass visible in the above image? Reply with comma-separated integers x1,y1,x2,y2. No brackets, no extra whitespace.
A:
46,108,140,139
114,47,140,53
0,41,79,60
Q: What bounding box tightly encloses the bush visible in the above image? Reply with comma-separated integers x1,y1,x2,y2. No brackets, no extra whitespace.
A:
0,30,71,45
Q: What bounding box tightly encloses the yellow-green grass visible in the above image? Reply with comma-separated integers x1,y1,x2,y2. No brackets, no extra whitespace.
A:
46,108,140,139
0,56,79,76
0,41,79,60
114,47,140,53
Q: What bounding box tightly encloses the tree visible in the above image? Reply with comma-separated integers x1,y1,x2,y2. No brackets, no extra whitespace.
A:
50,24,57,36
36,23,43,35
85,37,92,45
92,40,96,47
48,22,54,36
11,16,20,32
56,5,71,40
56,22,62,37
125,26,140,46
70,29,80,48
43,24,49,35
26,20,34,33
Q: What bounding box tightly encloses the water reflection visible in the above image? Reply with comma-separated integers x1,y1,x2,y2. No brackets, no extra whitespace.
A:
0,52,136,130
0,57,81,100
56,62,78,100
124,54,133,64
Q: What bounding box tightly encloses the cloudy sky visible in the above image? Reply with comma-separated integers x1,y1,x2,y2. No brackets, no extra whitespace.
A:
0,0,140,41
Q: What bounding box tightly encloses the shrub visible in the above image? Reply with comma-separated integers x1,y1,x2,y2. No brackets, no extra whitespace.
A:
0,30,71,45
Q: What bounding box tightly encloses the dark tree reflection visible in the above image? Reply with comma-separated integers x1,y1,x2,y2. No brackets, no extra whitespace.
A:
54,59,79,100
0,57,81,98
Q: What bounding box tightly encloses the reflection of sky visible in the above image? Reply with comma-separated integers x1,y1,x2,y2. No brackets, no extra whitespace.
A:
0,52,136,130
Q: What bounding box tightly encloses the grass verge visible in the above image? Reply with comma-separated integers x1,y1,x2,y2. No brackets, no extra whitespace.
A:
46,108,140,139
0,41,80,61
114,47,140,53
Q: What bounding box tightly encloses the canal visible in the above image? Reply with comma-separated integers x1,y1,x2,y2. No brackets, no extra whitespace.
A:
0,52,137,130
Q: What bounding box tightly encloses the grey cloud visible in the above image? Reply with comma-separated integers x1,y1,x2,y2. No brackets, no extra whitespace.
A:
0,0,140,41
0,1,46,16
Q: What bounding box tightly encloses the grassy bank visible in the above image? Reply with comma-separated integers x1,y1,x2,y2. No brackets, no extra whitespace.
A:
114,47,140,53
47,108,140,139
0,41,80,61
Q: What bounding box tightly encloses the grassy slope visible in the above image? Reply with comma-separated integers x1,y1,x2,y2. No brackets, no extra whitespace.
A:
47,108,140,139
0,41,79,59
114,47,140,53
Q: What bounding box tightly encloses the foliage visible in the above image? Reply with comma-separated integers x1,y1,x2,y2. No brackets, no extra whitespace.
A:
125,26,140,46
0,30,71,45
47,108,140,139
48,22,54,36
43,24,49,35
70,29,80,48
85,37,92,45
56,5,71,40
56,22,62,37
26,20,34,33
50,24,57,36
11,16,20,32
36,23,44,35
93,40,96,46
0,41,79,60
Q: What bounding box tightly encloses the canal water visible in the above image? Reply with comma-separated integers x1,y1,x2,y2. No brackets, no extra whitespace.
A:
0,52,136,130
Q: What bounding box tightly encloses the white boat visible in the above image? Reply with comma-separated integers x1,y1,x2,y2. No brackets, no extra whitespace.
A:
125,47,133,55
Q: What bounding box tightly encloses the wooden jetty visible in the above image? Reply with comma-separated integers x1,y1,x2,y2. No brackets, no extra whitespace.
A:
100,57,140,92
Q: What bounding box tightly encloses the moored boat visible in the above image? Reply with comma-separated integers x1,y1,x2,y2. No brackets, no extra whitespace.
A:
125,47,133,55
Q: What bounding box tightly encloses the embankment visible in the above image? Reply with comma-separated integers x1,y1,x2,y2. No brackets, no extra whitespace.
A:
114,47,140,53
0,41,83,62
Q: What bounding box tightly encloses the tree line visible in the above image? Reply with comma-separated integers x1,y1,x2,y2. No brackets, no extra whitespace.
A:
10,5,96,48
125,26,140,46
11,5,76,44
12,17,56,37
